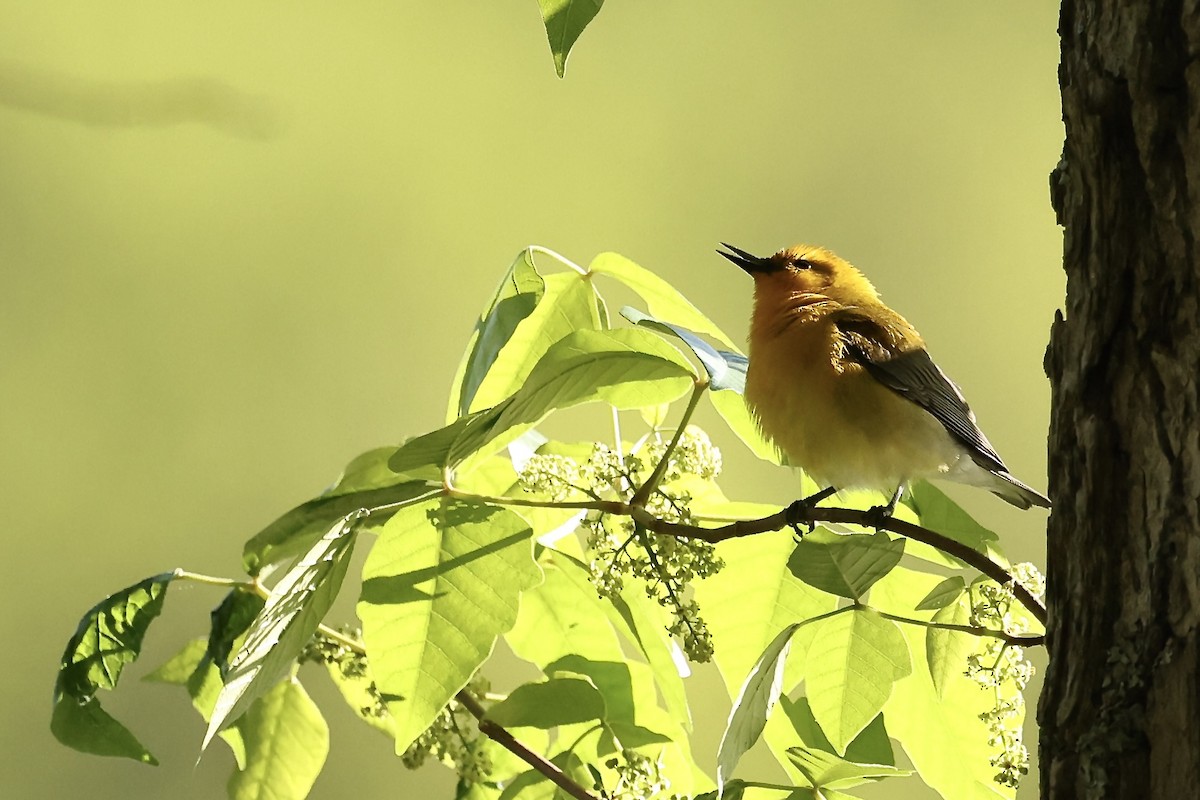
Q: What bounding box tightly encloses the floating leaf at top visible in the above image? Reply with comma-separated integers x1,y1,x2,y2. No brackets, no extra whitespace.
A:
537,0,606,77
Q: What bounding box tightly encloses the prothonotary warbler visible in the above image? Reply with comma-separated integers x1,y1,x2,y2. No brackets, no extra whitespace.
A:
718,242,1050,511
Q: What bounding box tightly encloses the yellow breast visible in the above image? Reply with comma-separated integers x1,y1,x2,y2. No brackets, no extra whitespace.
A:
744,301,964,492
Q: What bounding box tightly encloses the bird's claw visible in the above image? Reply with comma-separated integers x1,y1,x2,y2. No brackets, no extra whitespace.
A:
863,503,892,531
785,499,816,542
785,486,838,542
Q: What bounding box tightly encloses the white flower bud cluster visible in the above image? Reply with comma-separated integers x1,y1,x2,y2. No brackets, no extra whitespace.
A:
600,750,682,800
400,676,493,784
516,428,726,663
963,563,1045,789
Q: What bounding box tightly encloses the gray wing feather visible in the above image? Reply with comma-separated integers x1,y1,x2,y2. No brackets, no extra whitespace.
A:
836,317,1008,474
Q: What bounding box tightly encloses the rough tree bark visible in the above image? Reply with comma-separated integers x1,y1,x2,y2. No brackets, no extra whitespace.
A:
1042,1,1200,798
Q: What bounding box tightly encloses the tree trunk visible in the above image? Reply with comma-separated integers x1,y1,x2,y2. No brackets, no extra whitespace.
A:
1042,1,1200,798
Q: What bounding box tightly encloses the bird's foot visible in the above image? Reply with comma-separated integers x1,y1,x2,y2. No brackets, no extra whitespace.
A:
785,486,837,542
863,486,904,531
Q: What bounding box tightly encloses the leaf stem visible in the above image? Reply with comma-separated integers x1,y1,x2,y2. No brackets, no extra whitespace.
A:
866,606,1042,647
630,379,707,506
527,245,588,276
171,569,247,589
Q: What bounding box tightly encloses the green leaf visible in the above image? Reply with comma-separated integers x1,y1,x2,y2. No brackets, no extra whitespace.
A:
785,746,911,790
142,632,250,766
694,530,838,778
779,696,894,769
448,328,695,465
925,595,978,699
468,271,602,413
358,500,542,752
204,512,360,749
537,0,606,78
485,676,606,728
620,306,746,392
227,678,329,800
189,659,248,767
606,583,692,731
544,655,646,731
50,695,159,765
532,550,691,731
787,531,905,600
505,550,625,669
243,447,434,574
717,622,801,790
56,573,173,700
804,608,912,754
387,410,499,480
320,656,398,739
143,637,209,685
908,481,1000,557
448,248,544,420
588,252,737,349
915,575,967,611
51,573,173,764
873,569,1018,799
207,589,267,667
709,388,784,465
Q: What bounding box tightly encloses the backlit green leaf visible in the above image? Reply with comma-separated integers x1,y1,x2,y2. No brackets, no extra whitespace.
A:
588,252,737,349
805,608,911,754
358,500,542,752
915,575,967,611
485,676,606,728
448,249,544,420
227,678,329,800
448,328,694,465
695,530,838,779
926,595,977,699
51,573,174,764
205,512,359,749
873,570,1018,799
506,550,623,666
717,622,800,790
788,530,905,600
620,306,746,392
785,746,911,790
468,271,601,412
909,481,1001,557
779,696,894,769
244,447,434,574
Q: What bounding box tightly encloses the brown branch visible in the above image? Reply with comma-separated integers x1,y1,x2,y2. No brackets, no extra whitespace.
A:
456,690,600,800
314,624,600,800
630,503,1049,627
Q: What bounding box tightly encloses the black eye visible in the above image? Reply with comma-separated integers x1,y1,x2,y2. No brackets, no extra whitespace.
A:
794,258,813,270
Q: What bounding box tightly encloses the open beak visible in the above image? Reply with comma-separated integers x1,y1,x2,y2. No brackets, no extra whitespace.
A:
717,242,770,274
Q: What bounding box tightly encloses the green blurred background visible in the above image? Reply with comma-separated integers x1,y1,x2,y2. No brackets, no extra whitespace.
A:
1,2,1062,798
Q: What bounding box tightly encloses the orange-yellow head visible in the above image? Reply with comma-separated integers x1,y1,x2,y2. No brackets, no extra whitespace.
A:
717,242,882,307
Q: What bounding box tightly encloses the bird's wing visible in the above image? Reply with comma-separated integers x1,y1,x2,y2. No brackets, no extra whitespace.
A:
834,312,1008,474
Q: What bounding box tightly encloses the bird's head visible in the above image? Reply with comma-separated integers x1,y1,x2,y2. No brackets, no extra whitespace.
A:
718,242,880,305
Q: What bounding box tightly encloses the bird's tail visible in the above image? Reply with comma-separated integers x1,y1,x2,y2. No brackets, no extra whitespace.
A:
988,470,1051,510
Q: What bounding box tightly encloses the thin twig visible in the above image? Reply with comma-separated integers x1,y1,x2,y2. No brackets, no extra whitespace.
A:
630,379,707,505
312,624,600,800
456,691,601,800
870,607,1043,647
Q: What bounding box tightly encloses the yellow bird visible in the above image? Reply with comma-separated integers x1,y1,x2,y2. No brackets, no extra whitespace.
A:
718,242,1050,511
